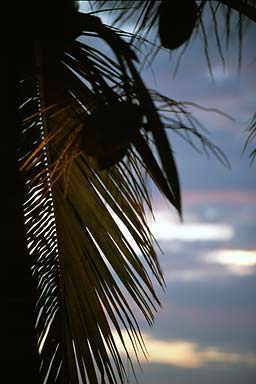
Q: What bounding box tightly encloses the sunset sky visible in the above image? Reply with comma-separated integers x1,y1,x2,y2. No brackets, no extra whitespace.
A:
79,2,256,383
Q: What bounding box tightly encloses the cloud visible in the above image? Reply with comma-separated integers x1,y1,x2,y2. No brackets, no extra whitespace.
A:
164,268,227,283
148,212,233,242
111,330,256,368
206,249,256,275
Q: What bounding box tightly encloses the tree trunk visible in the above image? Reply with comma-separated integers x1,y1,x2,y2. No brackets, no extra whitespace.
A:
0,55,40,382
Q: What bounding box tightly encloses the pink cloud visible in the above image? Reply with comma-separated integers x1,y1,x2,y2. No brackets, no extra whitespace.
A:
183,190,256,206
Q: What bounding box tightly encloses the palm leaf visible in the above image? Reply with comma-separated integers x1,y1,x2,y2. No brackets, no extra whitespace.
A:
243,113,256,164
18,10,181,383
150,90,231,168
90,0,256,72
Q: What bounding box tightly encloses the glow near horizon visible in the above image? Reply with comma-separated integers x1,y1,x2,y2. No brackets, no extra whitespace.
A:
207,249,256,274
110,330,256,369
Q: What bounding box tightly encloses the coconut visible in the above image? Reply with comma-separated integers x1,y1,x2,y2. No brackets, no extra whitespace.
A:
81,102,142,168
96,148,128,170
158,0,198,50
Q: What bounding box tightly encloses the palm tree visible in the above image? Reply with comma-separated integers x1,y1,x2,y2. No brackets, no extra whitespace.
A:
4,1,255,383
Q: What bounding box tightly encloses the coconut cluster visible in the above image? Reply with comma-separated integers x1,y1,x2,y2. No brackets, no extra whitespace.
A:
158,0,198,50
81,102,142,169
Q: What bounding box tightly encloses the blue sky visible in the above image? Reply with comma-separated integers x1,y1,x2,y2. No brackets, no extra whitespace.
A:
132,13,256,384
79,2,256,383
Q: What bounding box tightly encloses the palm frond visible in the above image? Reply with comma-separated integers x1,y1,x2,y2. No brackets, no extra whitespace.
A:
150,90,231,168
89,0,256,73
18,75,62,383
243,113,256,164
18,11,181,383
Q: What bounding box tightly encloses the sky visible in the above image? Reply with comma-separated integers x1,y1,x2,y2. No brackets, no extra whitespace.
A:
79,2,256,383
